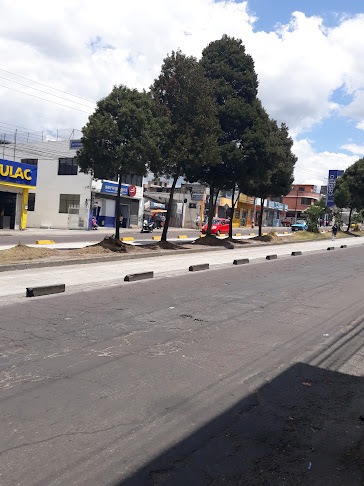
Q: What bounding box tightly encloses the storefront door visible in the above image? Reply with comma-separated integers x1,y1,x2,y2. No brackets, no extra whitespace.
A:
0,191,17,229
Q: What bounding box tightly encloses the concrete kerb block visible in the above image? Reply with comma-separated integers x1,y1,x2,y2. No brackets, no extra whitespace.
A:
189,263,209,272
234,233,242,236
291,251,302,256
124,271,154,282
152,236,161,240
249,233,255,236
327,247,335,251
266,254,278,260
178,235,188,239
340,244,347,248
233,258,249,265
26,284,65,297
121,237,135,242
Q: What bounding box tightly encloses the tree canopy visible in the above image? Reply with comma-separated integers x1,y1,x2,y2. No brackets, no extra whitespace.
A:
150,49,220,240
77,85,161,239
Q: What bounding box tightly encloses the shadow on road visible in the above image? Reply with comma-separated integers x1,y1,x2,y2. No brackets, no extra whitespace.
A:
116,362,364,486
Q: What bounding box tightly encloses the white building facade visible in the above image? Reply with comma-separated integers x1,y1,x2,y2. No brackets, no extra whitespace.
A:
0,139,143,230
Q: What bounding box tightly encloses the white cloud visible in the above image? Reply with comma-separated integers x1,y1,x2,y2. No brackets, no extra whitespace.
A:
0,1,364,185
356,121,364,131
293,138,358,185
340,143,364,156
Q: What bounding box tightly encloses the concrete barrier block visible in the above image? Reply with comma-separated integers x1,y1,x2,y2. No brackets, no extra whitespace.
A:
26,284,65,297
291,251,302,256
178,235,188,239
152,236,161,240
340,244,347,248
266,254,277,260
234,233,241,236
233,258,249,265
327,247,335,250
121,237,134,241
262,233,268,236
189,263,209,272
283,231,288,234
124,272,154,282
199,234,206,238
249,233,255,236
36,240,55,245
218,234,226,237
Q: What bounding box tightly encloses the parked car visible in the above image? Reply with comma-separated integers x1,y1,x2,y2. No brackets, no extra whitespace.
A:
201,218,230,235
291,219,308,231
281,219,292,227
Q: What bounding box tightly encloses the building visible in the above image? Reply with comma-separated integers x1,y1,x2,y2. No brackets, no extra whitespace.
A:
282,184,320,221
0,158,38,229
0,139,143,230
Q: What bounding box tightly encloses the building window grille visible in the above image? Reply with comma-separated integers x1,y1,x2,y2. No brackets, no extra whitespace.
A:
58,158,78,175
59,194,80,213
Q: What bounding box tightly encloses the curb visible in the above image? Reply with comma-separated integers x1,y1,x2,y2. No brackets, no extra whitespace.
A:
26,284,65,297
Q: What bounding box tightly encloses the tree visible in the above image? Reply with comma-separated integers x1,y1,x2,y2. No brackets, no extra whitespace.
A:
77,85,161,240
150,50,220,241
243,119,297,236
334,158,364,231
200,35,262,238
304,198,328,233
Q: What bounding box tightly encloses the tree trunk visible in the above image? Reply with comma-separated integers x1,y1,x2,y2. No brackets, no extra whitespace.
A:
229,190,240,238
115,173,122,240
347,207,353,232
206,185,215,236
162,173,178,241
259,197,265,237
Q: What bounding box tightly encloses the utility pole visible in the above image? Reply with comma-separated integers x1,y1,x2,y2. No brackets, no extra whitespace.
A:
13,129,17,161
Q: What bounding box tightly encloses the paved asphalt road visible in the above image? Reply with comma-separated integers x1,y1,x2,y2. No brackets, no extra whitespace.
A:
0,226,291,246
1,247,364,485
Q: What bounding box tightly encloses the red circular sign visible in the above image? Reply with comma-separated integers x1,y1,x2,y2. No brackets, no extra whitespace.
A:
128,185,137,197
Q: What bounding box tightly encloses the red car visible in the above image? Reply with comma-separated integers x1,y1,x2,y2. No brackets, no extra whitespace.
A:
280,219,292,227
201,218,230,235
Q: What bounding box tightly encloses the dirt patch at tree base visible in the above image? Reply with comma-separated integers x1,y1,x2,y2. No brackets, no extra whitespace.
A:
193,235,234,249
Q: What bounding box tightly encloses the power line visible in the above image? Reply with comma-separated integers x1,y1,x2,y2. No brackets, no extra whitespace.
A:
0,68,97,104
0,75,96,109
0,84,93,114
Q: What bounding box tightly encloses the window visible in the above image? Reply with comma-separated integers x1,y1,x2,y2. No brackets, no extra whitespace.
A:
28,193,35,211
58,158,78,175
59,194,80,213
21,159,38,166
298,187,305,192
120,173,142,187
301,197,312,206
189,203,197,208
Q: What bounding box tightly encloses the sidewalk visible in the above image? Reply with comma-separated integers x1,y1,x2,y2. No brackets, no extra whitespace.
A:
1,236,363,304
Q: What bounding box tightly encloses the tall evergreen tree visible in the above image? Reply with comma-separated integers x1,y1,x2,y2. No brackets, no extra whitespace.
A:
200,35,263,237
150,50,220,241
77,85,161,239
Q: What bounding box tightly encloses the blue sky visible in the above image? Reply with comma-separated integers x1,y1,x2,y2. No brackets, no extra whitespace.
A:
0,0,363,186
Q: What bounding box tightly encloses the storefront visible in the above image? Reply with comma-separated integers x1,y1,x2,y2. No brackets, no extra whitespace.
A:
0,159,37,230
92,180,142,228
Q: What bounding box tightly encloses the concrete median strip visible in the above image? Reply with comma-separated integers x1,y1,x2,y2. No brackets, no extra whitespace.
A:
36,240,55,245
124,271,154,282
189,263,209,272
266,254,278,260
26,284,65,297
291,251,302,256
233,258,249,265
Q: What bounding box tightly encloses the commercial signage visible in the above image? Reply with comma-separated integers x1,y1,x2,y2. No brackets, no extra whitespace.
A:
191,193,204,201
70,140,83,149
0,159,37,188
151,202,165,209
101,182,131,195
327,170,344,207
128,185,136,197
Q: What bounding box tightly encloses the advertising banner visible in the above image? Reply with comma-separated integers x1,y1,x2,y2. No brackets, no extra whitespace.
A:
327,170,344,207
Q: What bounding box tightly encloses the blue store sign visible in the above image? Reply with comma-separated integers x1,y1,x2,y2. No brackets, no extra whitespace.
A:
0,159,37,188
101,181,130,195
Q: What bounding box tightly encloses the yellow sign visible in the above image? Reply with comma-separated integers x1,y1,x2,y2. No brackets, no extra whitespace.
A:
0,164,32,180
